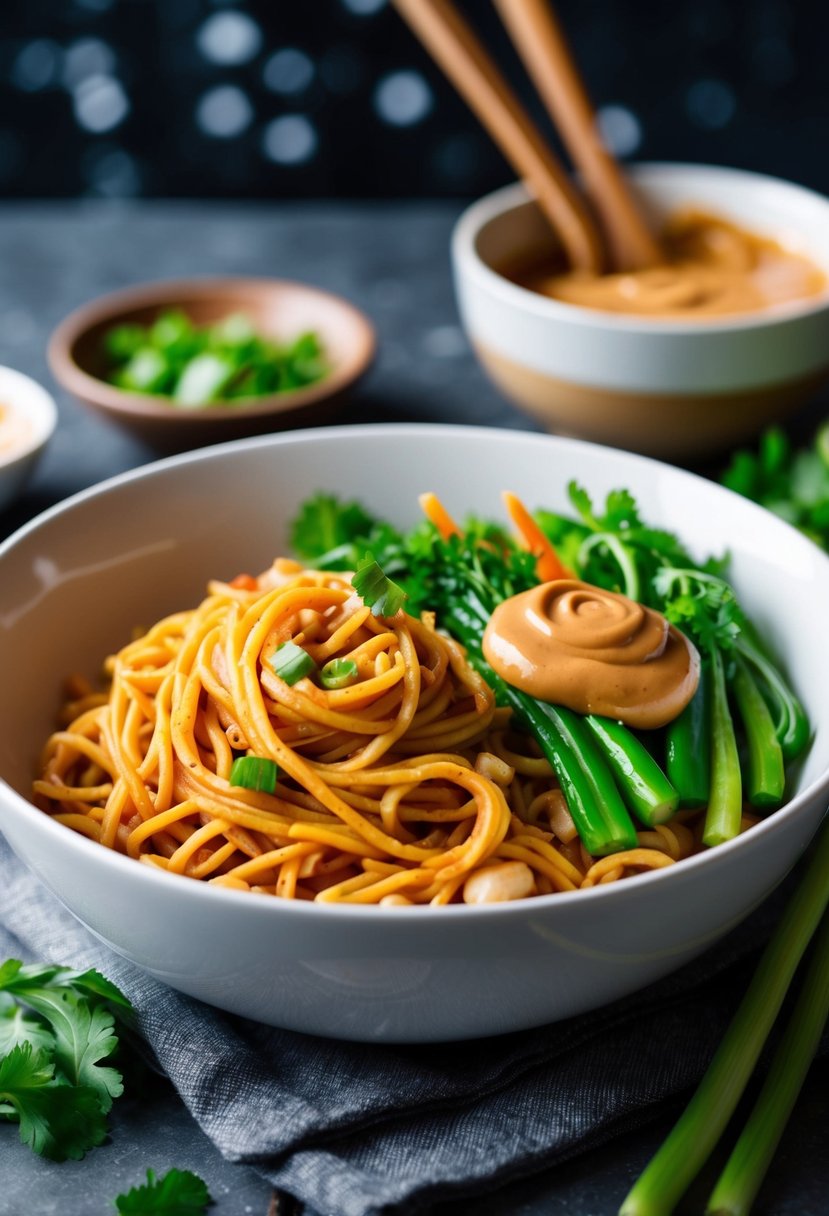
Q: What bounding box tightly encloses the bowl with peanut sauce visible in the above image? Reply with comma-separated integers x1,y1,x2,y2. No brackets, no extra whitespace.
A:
0,366,58,513
452,163,829,458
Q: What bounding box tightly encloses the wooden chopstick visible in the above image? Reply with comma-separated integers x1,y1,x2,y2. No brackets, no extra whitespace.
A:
391,0,604,273
493,0,662,271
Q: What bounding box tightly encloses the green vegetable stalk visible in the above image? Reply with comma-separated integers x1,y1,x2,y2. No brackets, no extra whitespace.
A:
619,818,829,1216
729,656,785,808
585,716,678,826
702,648,743,848
705,907,829,1216
666,669,710,808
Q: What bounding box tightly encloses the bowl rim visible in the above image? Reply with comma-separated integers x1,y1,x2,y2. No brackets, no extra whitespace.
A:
452,162,829,336
0,364,59,469
46,275,377,424
2,421,828,920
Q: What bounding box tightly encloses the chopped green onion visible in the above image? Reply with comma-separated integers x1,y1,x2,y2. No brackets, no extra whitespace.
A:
228,756,278,793
352,557,408,617
271,641,316,685
173,352,236,407
320,658,359,689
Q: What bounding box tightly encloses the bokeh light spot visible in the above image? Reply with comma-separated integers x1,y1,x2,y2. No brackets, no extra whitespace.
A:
262,115,318,165
341,0,386,14
11,40,61,92
62,38,116,90
196,85,254,138
83,146,142,197
73,75,130,133
596,104,642,158
374,70,433,126
197,12,262,66
263,48,314,95
685,79,736,129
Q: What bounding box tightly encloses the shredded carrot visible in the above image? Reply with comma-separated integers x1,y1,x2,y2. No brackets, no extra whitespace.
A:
419,492,462,540
502,491,569,582
229,573,258,591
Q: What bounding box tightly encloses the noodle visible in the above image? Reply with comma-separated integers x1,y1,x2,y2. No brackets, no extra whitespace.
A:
33,560,752,904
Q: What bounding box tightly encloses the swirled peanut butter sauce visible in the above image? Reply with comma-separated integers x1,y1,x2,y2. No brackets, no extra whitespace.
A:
505,210,826,319
483,579,699,729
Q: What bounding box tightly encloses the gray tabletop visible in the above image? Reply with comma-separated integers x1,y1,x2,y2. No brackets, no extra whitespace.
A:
0,202,826,1216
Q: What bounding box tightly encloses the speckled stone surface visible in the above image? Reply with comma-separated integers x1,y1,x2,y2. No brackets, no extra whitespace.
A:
0,202,827,1216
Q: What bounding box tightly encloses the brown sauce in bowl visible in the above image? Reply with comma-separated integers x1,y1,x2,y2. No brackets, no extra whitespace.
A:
501,209,827,319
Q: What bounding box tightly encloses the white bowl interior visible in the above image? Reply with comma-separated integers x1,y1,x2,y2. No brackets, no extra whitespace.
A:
1,425,828,1039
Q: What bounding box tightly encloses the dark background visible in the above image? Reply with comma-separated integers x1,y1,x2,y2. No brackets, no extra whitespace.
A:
0,0,825,202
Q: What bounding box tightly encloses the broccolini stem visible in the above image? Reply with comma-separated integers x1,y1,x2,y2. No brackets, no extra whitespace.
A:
665,667,711,808
703,648,743,848
508,695,639,856
736,638,810,761
584,716,678,827
730,656,785,808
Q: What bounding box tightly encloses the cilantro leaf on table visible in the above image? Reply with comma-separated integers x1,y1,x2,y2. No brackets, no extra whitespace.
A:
0,1042,107,1161
115,1168,212,1215
0,1005,56,1056
0,962,125,1112
0,959,132,1160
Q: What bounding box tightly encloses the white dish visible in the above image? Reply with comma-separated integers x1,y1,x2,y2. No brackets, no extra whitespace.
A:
1,424,827,1041
0,365,58,513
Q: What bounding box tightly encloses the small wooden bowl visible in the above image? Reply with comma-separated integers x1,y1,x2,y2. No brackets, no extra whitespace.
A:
48,278,376,450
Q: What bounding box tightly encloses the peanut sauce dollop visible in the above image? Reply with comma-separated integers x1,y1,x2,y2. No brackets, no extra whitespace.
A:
483,579,699,729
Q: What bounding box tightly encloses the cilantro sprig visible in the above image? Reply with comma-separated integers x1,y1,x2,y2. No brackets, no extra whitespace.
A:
722,423,829,550
115,1167,212,1215
0,959,132,1161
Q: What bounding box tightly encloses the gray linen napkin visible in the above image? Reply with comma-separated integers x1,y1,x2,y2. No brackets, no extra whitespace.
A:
0,834,819,1216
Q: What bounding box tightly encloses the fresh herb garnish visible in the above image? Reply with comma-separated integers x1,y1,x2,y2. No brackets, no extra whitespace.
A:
319,657,359,689
228,756,278,794
721,423,829,550
0,959,131,1161
352,557,408,617
271,641,316,686
115,1167,212,1215
102,310,328,407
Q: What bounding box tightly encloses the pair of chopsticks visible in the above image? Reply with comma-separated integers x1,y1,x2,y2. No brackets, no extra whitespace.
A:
392,0,662,275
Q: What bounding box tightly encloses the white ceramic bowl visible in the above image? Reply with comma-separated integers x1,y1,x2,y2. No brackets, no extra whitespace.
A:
452,164,829,458
1,424,828,1042
0,366,58,513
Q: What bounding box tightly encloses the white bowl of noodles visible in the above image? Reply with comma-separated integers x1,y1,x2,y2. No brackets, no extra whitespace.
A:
0,424,828,1042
